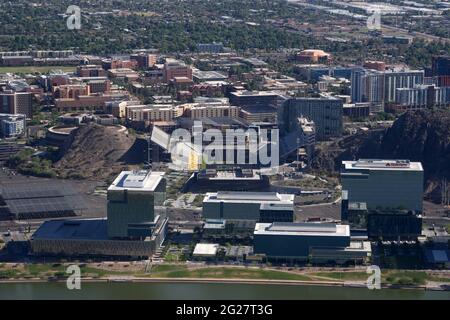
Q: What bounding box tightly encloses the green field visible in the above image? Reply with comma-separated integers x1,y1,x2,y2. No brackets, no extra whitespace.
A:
149,265,313,281
0,66,76,74
2,263,450,285
0,263,130,280
312,272,368,281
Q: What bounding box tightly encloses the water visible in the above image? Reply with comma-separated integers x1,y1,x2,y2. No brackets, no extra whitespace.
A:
0,282,449,300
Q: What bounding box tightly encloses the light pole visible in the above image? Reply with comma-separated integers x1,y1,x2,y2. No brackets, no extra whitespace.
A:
144,133,152,170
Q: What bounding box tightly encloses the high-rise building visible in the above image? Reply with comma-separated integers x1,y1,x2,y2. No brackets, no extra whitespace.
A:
395,85,450,108
0,91,32,117
282,97,343,140
432,55,450,87
432,55,450,77
0,113,26,137
31,170,169,258
163,58,192,83
130,53,157,69
107,170,166,238
341,159,424,213
351,69,424,104
384,70,425,103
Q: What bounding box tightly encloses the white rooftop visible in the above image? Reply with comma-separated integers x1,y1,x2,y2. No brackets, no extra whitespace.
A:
193,243,219,256
204,191,294,205
204,170,263,181
230,90,279,97
108,170,165,192
342,159,423,172
254,222,350,237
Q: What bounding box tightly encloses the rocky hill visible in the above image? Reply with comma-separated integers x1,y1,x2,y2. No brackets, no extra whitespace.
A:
312,109,450,201
53,124,145,180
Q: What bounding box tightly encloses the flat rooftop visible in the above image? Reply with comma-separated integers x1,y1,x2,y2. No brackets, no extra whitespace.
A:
342,159,423,172
198,169,263,180
32,218,108,240
230,90,279,97
108,170,165,192
204,191,294,204
254,222,350,237
0,181,86,215
193,70,228,80
193,243,219,256
204,219,226,230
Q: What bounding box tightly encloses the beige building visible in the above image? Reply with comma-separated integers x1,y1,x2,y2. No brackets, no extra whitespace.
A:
55,91,130,112
182,103,240,119
127,104,184,122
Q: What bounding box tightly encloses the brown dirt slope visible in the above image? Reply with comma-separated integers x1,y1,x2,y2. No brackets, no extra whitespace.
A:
53,123,141,180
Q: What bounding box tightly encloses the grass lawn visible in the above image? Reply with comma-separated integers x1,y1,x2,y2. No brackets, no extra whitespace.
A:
427,275,450,283
311,272,368,281
0,263,133,280
2,263,449,285
149,265,313,281
164,252,181,262
0,66,76,74
384,271,428,286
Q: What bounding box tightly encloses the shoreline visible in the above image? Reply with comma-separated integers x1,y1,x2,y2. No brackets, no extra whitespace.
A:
0,276,448,292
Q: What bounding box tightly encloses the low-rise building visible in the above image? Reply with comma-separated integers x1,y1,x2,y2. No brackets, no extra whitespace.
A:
193,69,228,82
190,169,270,192
296,49,332,64
183,102,239,119
203,191,294,222
107,68,139,82
192,243,219,259
254,222,371,263
55,91,130,112
31,217,168,258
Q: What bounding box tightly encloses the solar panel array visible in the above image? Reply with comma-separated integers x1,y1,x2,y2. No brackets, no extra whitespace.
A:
5,196,85,214
0,182,87,215
0,183,77,200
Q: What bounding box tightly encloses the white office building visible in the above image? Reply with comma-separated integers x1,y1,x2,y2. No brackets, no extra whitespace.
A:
0,113,26,137
202,191,294,222
341,159,424,213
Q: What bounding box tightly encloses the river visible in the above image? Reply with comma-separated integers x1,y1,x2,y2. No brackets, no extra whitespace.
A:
0,282,449,300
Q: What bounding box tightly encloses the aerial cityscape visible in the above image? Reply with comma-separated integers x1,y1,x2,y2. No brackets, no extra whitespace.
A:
0,0,450,303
